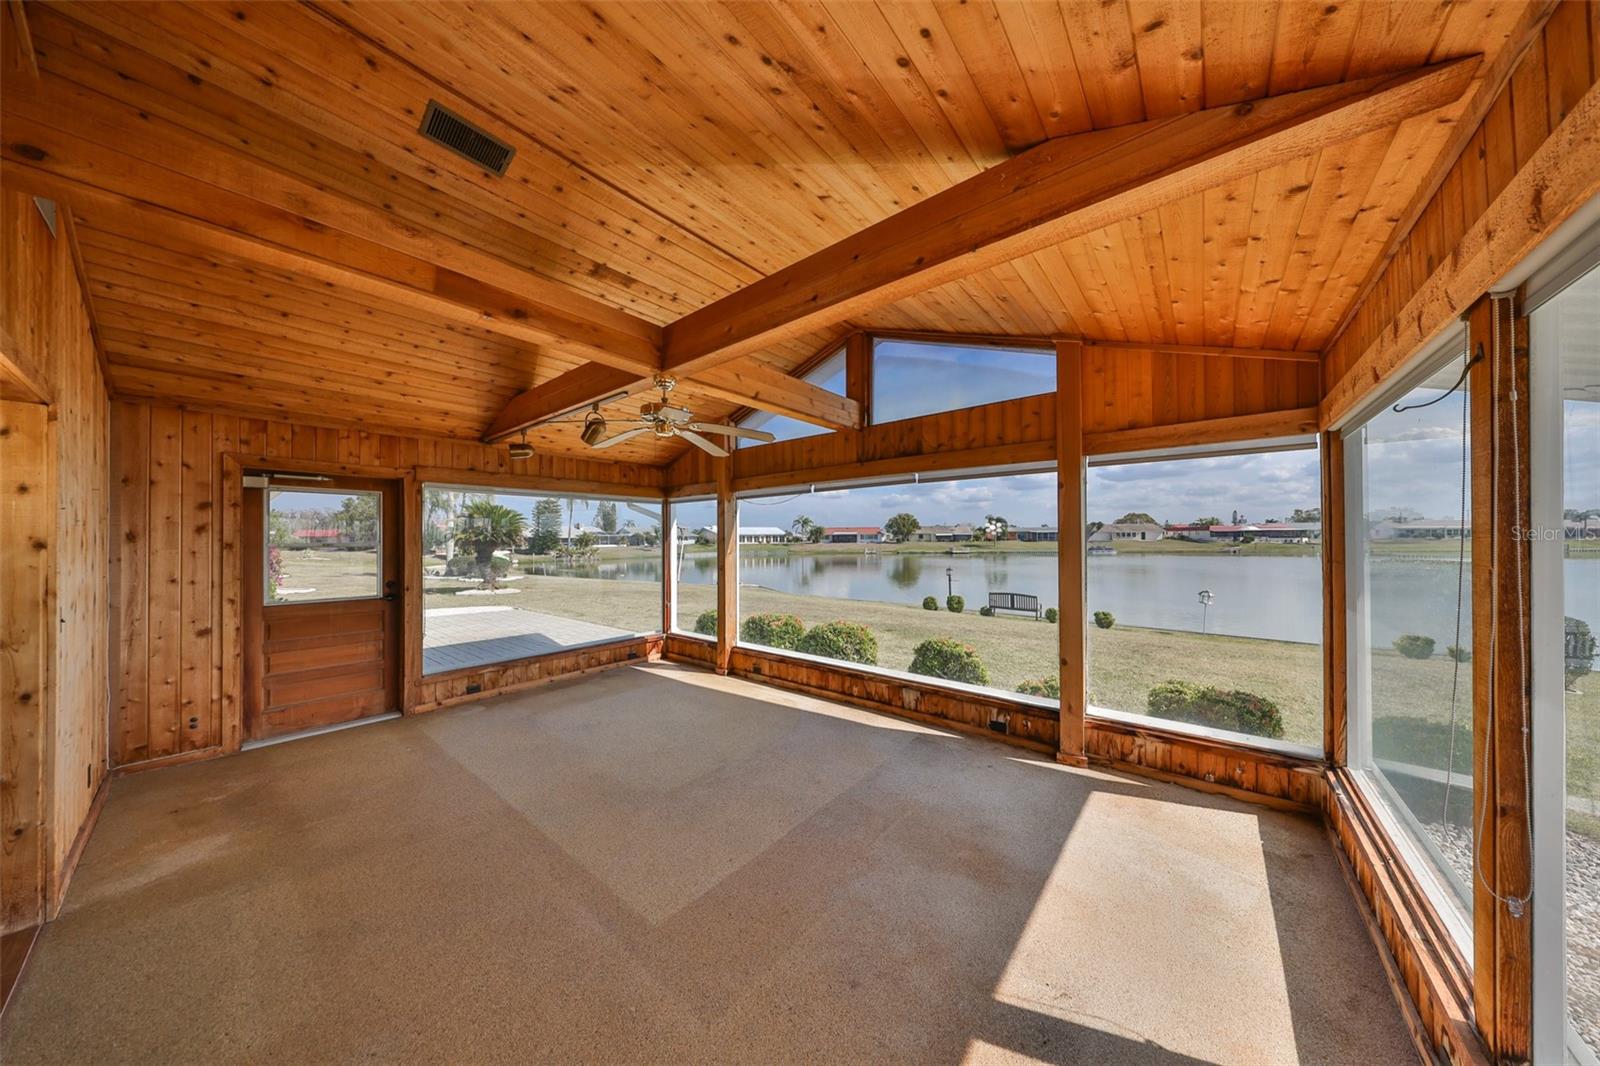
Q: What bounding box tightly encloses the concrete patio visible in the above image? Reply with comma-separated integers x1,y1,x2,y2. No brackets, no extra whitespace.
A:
423,606,633,674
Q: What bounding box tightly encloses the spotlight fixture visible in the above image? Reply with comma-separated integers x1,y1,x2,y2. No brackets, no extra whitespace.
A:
579,405,607,447
507,432,533,461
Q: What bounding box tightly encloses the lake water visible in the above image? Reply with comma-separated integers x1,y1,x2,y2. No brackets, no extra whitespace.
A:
531,550,1600,648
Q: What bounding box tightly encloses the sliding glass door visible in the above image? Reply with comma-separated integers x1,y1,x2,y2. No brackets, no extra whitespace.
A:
1530,254,1600,1066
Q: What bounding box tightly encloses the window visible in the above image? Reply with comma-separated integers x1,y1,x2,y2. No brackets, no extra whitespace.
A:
1345,349,1475,942
669,496,719,635
871,338,1054,424
737,349,845,447
733,469,1060,705
266,488,382,603
1530,258,1599,1064
421,486,661,674
1084,445,1324,752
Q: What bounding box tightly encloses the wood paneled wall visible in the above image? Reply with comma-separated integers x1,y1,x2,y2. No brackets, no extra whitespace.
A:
108,398,664,770
1323,2,1600,406
0,188,110,932
417,636,662,714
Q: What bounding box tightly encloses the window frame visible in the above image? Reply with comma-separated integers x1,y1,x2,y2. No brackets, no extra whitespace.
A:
1080,435,1326,759
418,483,665,676
1339,338,1478,959
667,493,719,640
728,463,1062,710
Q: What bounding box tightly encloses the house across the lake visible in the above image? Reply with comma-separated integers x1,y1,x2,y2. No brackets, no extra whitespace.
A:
703,525,790,544
1012,525,1058,542
1089,522,1166,543
822,526,883,544
1369,518,1472,540
908,523,974,542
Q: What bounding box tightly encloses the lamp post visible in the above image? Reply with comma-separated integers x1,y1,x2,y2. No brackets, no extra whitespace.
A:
1198,589,1214,635
945,566,954,599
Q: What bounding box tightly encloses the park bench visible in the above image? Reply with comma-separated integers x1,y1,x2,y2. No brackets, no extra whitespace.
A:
988,592,1041,619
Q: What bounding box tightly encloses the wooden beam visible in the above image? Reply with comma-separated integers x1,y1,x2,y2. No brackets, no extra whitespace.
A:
1055,339,1086,767
715,457,736,675
662,59,1480,376
1321,77,1600,428
845,331,872,424
0,118,662,374
1080,339,1320,363
0,323,50,404
1083,407,1319,456
4,0,38,79
1468,292,1533,1065
689,361,861,431
483,364,644,443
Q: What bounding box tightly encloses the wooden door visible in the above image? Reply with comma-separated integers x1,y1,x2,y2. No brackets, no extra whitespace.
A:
243,475,402,741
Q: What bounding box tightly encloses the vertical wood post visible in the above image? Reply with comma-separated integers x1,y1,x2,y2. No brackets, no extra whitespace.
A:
660,497,675,637
715,457,736,674
845,331,871,423
1055,339,1087,765
1467,291,1533,1062
1321,430,1348,764
400,473,422,715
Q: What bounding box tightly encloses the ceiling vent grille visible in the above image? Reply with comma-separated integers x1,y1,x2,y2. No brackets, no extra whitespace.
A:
419,100,515,176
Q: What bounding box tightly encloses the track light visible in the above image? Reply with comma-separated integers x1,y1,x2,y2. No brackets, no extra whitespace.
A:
580,406,607,446
507,432,533,461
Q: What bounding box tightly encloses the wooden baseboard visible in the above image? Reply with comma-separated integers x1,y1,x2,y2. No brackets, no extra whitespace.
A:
47,770,109,920
112,746,224,776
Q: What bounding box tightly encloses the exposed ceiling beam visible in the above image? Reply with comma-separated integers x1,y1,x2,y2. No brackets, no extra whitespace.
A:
686,361,860,431
1079,339,1320,363
660,57,1481,378
483,363,646,443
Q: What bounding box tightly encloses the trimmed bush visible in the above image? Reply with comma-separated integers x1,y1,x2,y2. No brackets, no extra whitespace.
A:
740,613,804,650
1568,616,1595,690
1016,676,1060,699
1393,634,1436,660
1446,644,1471,663
1044,607,1058,624
446,554,510,578
978,605,994,617
1146,680,1285,739
693,609,718,637
798,621,878,665
909,638,989,686
946,594,965,614
1093,610,1115,629
921,596,939,611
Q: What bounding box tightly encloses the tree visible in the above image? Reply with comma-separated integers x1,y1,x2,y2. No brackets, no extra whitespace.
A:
596,500,619,533
1290,507,1321,523
1114,512,1158,526
883,512,921,542
790,515,817,540
1192,516,1222,527
533,498,564,534
1086,521,1103,538
454,501,525,589
983,514,1010,541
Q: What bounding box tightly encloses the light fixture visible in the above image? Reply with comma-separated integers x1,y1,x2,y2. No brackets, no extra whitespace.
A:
507,431,533,461
579,405,607,446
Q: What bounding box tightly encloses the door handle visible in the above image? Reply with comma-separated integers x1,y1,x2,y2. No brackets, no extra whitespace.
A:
382,593,398,601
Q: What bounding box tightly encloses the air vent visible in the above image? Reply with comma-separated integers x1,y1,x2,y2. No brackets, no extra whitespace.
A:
419,100,515,176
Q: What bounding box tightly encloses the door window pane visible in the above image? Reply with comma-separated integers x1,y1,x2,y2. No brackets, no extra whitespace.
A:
1351,354,1475,929
267,489,381,603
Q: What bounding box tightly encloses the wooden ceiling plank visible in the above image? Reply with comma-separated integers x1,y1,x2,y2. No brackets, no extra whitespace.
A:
1057,1,1146,127
1080,339,1319,362
1230,156,1318,350
1267,1,1362,94
661,57,1480,376
879,0,1016,159
1125,0,1205,118
988,0,1095,139
1156,194,1205,345
1200,0,1279,108
1201,172,1258,346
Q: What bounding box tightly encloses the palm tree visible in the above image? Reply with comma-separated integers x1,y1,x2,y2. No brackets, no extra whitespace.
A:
791,514,816,541
454,501,526,589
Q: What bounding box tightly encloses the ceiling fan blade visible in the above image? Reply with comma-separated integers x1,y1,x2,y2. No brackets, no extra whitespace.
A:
659,405,693,421
677,429,729,458
590,427,651,449
688,422,776,442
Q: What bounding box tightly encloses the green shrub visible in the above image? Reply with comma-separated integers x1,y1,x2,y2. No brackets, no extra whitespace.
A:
1146,680,1285,739
921,596,939,611
1393,634,1436,660
693,609,718,637
1016,676,1060,699
1371,716,1473,774
978,605,994,617
909,638,989,686
1044,607,1058,624
740,613,804,650
447,553,510,578
1093,610,1115,629
946,594,965,614
1446,644,1471,663
1568,616,1595,690
798,621,878,665
521,565,537,575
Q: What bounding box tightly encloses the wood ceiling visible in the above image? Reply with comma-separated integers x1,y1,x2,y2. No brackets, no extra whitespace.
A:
0,0,1542,464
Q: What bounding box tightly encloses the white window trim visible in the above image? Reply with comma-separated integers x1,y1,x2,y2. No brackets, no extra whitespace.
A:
667,495,717,637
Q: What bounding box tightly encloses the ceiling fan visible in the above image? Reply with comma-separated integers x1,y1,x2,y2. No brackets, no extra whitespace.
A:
550,375,775,457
